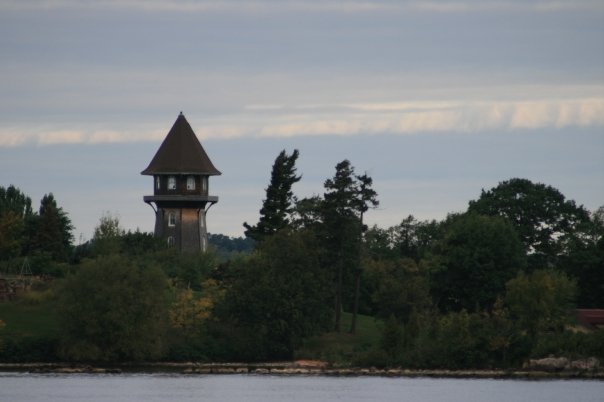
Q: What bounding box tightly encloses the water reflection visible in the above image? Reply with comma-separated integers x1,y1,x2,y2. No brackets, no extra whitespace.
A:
0,373,603,402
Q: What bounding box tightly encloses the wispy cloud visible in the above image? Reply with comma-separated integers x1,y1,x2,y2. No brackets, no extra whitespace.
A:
252,98,604,137
38,130,83,145
1,97,602,147
0,127,165,147
411,1,603,13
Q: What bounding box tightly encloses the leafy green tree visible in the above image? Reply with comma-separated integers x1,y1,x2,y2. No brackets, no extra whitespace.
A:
559,206,604,307
244,149,301,242
140,246,216,291
365,258,432,323
584,205,604,244
430,310,491,369
170,279,223,335
0,212,24,260
364,217,442,262
364,225,397,260
505,269,577,341
0,319,4,353
56,255,169,362
219,230,331,360
173,251,217,290
430,213,525,312
73,229,164,263
93,212,123,238
560,242,604,308
91,212,124,256
394,215,442,261
292,195,324,231
380,315,405,365
485,298,521,367
0,185,33,218
119,229,166,256
207,233,254,260
468,178,590,268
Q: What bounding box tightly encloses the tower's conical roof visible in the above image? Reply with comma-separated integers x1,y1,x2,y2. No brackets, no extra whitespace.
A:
141,113,221,176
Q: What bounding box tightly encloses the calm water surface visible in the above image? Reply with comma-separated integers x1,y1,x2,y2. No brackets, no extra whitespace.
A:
0,373,602,402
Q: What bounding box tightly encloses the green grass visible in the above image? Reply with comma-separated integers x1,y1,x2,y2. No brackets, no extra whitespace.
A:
1,296,382,365
0,300,60,339
295,312,382,365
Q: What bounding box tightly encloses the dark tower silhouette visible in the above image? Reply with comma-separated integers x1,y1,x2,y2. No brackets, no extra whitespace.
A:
142,112,221,252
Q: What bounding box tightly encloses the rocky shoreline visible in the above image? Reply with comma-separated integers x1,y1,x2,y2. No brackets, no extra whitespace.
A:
0,361,602,379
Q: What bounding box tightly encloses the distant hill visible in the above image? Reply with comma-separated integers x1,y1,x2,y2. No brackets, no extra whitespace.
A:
208,233,254,260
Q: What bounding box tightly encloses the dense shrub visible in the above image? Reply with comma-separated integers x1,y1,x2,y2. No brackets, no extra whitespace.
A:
217,230,332,361
532,330,604,361
56,255,169,362
0,336,59,363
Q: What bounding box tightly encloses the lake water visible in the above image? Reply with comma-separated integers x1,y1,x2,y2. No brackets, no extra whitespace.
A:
0,373,602,402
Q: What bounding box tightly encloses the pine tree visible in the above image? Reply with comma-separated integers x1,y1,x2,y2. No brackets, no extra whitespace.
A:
323,160,358,332
0,185,33,260
323,161,377,333
349,173,378,333
31,193,74,261
244,149,301,242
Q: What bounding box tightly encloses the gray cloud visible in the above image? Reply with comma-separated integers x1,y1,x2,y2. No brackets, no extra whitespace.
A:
1,0,602,238
1,96,602,146
2,0,602,13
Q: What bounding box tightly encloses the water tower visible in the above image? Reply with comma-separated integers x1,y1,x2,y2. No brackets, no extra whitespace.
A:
141,112,220,252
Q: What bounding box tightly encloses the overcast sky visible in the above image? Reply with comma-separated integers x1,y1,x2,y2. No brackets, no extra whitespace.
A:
1,0,603,240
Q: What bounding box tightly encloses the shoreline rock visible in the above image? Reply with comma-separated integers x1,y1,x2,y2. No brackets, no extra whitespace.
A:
0,361,601,380
525,357,600,373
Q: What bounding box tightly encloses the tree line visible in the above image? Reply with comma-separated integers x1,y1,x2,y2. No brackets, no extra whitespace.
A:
0,152,603,367
232,150,604,366
0,186,73,264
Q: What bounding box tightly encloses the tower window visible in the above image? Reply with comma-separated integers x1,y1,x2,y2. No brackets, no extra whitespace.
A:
168,176,176,190
168,212,176,227
186,176,196,190
201,177,208,193
156,176,160,190
167,236,175,247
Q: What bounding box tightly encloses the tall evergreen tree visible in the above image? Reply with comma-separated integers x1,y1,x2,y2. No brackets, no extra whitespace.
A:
0,185,33,218
291,195,324,232
323,160,359,332
244,149,301,242
322,161,377,333
0,185,33,260
30,193,74,261
349,173,378,333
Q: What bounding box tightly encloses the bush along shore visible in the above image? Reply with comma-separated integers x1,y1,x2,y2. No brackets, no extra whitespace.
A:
0,359,602,379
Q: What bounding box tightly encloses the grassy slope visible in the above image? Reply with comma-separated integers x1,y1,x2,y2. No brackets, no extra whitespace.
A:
1,295,382,365
295,312,382,364
0,300,60,340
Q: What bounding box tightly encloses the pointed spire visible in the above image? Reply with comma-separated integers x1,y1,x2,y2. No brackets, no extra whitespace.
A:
141,113,221,176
